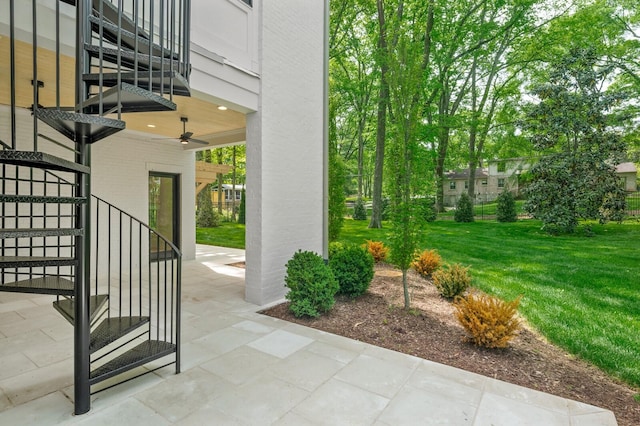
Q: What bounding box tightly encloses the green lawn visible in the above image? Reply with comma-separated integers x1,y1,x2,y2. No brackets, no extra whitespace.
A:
197,218,640,388
437,199,526,217
196,222,245,249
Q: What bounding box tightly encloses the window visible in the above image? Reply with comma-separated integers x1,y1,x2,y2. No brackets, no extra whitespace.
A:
498,178,505,188
464,181,469,189
449,181,456,190
482,180,487,186
497,161,506,173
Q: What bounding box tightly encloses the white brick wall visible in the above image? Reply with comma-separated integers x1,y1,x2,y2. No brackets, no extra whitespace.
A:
245,0,325,305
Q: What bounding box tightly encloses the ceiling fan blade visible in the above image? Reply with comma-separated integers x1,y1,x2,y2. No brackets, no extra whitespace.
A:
182,132,194,139
186,138,210,146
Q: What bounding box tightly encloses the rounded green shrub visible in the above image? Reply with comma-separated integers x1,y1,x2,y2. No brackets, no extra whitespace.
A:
353,198,367,220
454,193,475,222
329,244,374,297
284,250,339,318
432,263,471,299
496,191,517,222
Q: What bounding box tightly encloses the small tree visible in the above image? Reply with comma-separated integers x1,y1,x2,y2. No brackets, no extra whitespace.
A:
196,185,220,228
353,198,367,220
496,191,517,222
454,193,474,222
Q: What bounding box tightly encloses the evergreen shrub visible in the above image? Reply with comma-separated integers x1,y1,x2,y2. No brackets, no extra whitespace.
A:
454,293,521,348
353,198,367,220
284,250,338,318
496,191,517,222
432,263,471,299
412,249,442,278
329,244,374,297
365,240,389,263
454,193,474,222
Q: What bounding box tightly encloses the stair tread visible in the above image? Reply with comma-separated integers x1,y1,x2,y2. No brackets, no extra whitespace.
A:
0,228,83,238
90,316,150,353
90,340,176,384
81,82,176,114
0,195,85,204
85,44,187,74
83,70,191,97
88,15,178,61
53,294,109,325
0,277,74,296
35,109,125,144
0,150,90,174
0,256,76,268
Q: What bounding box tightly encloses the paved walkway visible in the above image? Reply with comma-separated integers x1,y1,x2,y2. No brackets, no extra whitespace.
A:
0,245,617,425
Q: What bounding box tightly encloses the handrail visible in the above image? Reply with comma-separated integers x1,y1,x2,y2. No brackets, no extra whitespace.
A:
91,194,182,256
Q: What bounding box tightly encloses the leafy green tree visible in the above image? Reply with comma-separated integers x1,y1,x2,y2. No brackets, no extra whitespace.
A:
196,185,220,228
496,190,517,222
454,192,474,222
523,47,627,234
352,198,367,220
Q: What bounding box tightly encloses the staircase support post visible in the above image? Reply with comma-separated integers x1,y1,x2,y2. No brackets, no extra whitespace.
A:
73,0,92,415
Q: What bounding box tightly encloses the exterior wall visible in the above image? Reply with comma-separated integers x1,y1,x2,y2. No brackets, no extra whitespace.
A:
246,0,325,305
190,0,260,112
92,131,196,261
620,172,637,192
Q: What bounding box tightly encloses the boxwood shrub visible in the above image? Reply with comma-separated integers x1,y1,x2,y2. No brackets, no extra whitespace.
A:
284,250,338,318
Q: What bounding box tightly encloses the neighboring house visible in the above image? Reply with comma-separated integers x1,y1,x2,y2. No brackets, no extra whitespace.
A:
211,183,245,209
616,162,638,192
1,0,326,414
443,168,489,206
444,158,637,206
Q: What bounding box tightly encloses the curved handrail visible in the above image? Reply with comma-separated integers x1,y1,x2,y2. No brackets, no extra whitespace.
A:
91,194,182,257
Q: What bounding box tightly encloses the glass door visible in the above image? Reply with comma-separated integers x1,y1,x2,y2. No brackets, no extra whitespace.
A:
149,172,180,257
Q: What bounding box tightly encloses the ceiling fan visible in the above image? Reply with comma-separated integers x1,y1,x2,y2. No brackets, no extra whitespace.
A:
157,117,209,146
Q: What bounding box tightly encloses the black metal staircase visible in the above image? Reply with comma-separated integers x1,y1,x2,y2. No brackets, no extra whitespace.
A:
1,0,189,415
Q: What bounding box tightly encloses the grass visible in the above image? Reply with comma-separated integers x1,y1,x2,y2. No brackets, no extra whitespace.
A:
196,222,245,249
197,217,640,389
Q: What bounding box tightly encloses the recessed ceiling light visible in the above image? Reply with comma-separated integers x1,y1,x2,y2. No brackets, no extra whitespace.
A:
217,105,228,111
147,124,156,128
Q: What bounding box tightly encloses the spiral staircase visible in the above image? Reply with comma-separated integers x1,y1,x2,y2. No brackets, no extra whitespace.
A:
0,0,189,414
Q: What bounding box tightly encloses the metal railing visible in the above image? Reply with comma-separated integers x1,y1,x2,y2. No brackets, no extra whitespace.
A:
91,194,181,370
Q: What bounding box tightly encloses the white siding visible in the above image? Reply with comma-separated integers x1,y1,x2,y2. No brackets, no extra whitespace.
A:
245,0,325,305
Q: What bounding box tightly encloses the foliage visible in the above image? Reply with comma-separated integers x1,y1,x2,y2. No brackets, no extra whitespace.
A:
237,189,246,224
411,249,442,278
496,191,517,223
329,99,346,241
365,240,389,263
329,244,374,297
284,250,339,318
414,198,437,222
454,293,521,349
353,198,367,220
522,47,627,234
454,193,474,223
328,241,345,258
196,187,221,228
432,263,471,299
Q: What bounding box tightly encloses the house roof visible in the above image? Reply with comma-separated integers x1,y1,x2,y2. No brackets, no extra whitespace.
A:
445,168,488,180
616,162,637,173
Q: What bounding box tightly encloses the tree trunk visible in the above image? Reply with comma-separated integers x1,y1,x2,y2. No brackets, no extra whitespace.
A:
369,0,389,229
231,146,237,222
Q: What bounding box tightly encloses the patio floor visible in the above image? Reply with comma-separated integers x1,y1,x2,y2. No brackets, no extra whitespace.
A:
0,244,617,425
